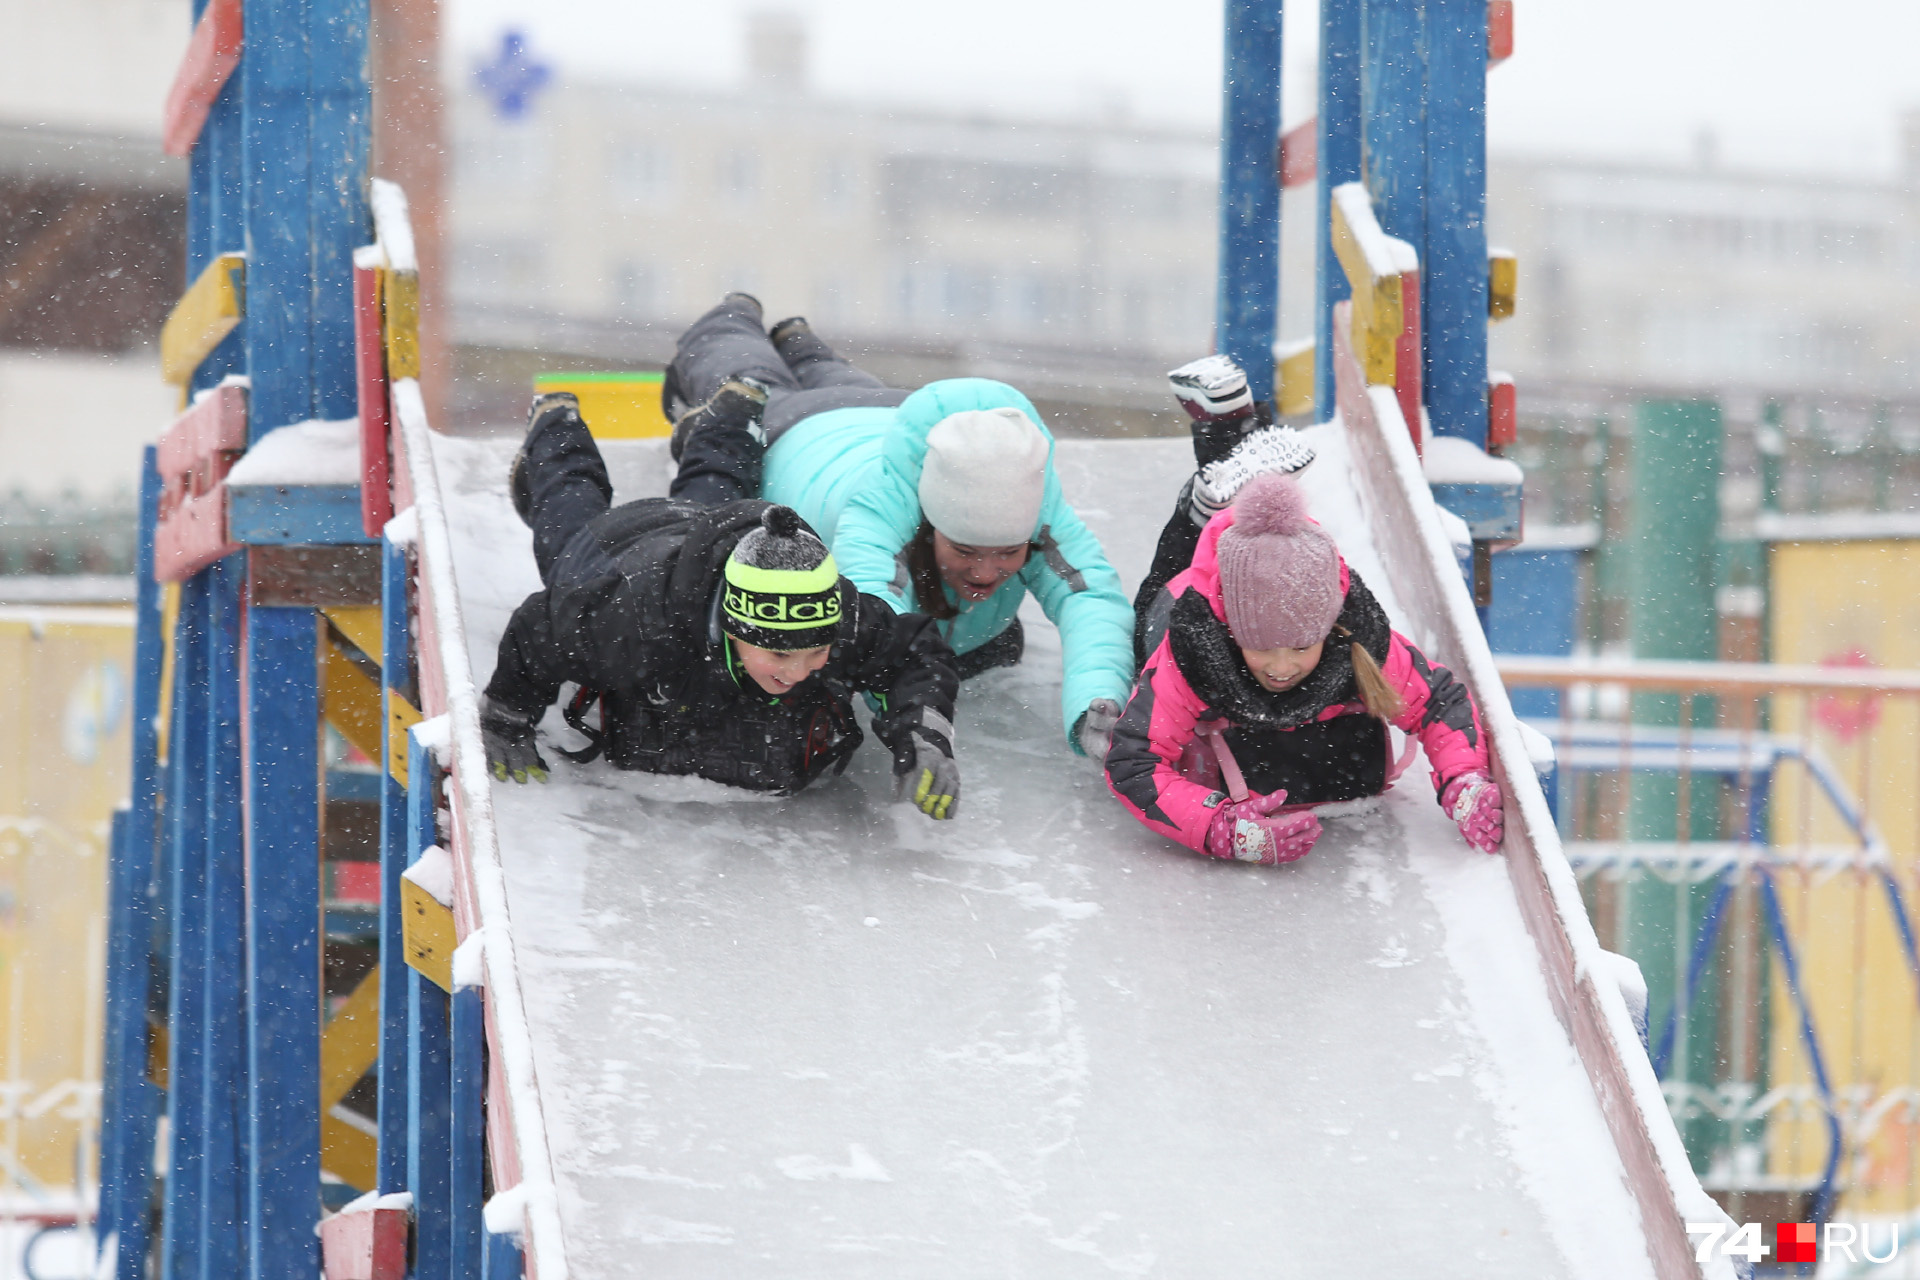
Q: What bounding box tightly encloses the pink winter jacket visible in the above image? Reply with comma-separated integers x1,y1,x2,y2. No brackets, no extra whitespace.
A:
1105,507,1492,856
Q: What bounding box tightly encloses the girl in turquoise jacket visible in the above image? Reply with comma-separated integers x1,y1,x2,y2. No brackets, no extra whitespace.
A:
663,296,1135,758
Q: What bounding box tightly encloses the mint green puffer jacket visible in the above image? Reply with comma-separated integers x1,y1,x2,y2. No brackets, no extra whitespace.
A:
761,377,1133,752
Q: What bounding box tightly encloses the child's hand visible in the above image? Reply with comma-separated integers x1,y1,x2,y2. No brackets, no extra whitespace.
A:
1442,773,1505,853
1204,790,1322,865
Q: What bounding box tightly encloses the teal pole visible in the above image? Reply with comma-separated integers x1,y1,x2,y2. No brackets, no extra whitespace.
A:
1621,397,1723,1171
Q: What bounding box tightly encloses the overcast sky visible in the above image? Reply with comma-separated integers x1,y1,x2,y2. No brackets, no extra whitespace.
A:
448,0,1920,179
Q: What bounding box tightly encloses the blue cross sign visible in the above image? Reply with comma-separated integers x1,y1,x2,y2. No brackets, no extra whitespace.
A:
475,29,553,121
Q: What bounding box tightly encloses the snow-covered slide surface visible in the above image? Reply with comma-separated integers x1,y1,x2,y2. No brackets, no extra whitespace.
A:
433,426,1657,1279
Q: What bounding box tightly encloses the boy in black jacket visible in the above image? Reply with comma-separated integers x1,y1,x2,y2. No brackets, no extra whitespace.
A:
480,373,963,818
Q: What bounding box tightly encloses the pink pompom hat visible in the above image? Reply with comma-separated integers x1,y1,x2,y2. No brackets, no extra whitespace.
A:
1215,473,1342,650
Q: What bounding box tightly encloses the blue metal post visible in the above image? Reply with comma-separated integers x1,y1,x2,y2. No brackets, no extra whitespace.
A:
308,0,373,421
242,0,316,438
186,0,213,275
1313,0,1362,420
1421,0,1488,444
1359,0,1428,254
198,554,249,1270
159,577,210,1280
244,607,322,1278
410,971,453,1280
451,986,486,1279
407,732,453,1280
188,0,247,395
1216,0,1284,403
97,809,132,1272
99,450,165,1279
376,537,411,1190
483,1232,524,1279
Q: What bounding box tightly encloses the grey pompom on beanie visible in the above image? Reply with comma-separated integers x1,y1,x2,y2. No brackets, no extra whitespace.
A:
1215,474,1342,650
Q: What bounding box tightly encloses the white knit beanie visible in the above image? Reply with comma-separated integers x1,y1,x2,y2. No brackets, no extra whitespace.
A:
918,408,1049,546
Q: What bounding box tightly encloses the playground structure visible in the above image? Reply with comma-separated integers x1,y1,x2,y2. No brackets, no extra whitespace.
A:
80,1,1757,1279
1499,655,1920,1234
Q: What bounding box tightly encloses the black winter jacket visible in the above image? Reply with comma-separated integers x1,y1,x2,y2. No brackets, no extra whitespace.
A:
486,498,958,794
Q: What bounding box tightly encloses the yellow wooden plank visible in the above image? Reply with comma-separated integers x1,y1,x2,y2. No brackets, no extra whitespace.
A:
323,641,383,763
387,691,423,787
402,877,456,992
322,605,383,665
533,374,672,440
1276,341,1315,419
320,964,383,1109
156,582,181,765
1488,250,1518,321
159,253,245,386
383,268,421,380
321,1111,378,1192
1329,196,1403,386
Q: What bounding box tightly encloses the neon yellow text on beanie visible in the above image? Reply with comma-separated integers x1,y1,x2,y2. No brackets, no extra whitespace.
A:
721,506,843,651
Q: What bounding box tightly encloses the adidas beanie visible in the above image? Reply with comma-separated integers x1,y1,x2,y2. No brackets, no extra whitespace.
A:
722,506,843,650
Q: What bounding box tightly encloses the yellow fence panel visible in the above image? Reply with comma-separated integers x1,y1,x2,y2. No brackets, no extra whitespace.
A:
0,606,132,1199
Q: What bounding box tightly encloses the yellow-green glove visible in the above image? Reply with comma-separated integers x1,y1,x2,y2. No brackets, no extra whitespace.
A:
881,708,959,820
480,695,549,785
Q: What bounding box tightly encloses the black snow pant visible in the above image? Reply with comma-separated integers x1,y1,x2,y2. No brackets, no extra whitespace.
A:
668,295,908,447
520,396,760,587
1130,414,1256,668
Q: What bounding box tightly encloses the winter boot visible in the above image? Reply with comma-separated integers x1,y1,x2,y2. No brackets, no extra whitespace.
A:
1186,426,1317,527
510,391,584,524
1169,354,1264,469
659,362,690,425
661,291,765,424
770,315,838,367
721,290,763,319
670,376,771,464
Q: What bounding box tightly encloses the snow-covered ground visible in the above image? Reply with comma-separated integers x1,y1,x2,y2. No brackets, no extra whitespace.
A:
430,427,1658,1279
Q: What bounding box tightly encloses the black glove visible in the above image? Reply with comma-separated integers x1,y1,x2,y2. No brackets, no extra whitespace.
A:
480,695,549,784
875,707,959,820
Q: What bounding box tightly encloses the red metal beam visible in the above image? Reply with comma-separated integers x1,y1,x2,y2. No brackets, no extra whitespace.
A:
1393,271,1423,452
318,1204,409,1280
1488,374,1516,452
355,257,393,537
162,0,244,159
153,382,246,582
1279,119,1317,189
1488,0,1515,65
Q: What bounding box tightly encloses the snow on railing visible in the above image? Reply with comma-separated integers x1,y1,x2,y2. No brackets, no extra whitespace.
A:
1331,301,1735,1280
375,215,569,1278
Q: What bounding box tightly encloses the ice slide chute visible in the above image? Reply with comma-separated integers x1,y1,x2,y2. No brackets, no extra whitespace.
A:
359,311,1736,1278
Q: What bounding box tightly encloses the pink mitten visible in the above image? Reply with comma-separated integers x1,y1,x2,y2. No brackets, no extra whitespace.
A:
1204,790,1323,865
1442,773,1505,854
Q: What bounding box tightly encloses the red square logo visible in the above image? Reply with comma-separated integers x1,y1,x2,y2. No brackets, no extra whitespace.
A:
1777,1222,1818,1264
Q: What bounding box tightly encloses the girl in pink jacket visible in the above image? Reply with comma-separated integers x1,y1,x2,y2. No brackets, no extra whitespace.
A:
1104,473,1505,865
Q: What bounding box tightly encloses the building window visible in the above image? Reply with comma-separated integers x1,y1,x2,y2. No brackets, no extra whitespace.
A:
818,154,859,216
611,261,665,316
458,117,549,189
811,276,854,326
451,238,542,301
718,149,760,208
610,138,675,206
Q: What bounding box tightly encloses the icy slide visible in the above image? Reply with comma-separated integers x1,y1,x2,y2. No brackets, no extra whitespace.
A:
424,423,1689,1280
